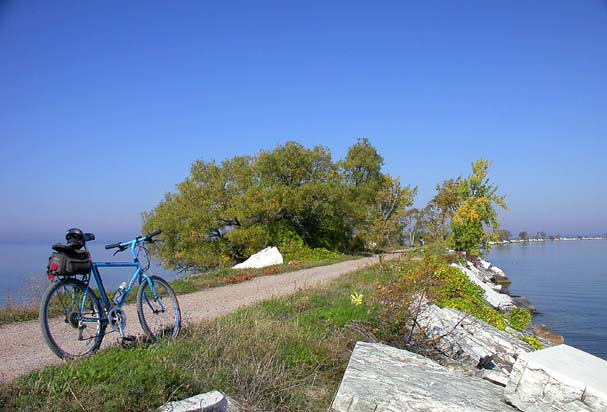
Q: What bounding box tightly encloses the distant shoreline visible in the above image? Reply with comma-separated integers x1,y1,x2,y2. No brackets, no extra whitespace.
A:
489,237,607,245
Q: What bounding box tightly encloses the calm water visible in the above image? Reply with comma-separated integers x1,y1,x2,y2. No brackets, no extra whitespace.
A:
487,240,607,360
0,241,180,307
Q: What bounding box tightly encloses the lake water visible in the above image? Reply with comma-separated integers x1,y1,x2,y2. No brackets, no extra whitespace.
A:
0,241,180,306
487,240,607,360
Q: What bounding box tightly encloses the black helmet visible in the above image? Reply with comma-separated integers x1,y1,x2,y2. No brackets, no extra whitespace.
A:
65,228,85,249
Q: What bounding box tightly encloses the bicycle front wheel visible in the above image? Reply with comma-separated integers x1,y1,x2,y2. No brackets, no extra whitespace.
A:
136,275,181,341
39,278,105,360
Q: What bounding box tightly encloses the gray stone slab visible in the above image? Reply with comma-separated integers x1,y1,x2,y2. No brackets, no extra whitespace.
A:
416,303,532,376
331,342,516,412
159,391,228,412
505,344,607,412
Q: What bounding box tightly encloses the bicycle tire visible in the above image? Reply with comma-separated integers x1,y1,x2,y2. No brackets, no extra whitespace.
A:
39,278,106,360
136,275,181,341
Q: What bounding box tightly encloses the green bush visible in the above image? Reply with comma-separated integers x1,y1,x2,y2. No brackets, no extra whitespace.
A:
373,255,510,344
507,308,532,331
521,336,543,350
438,298,507,330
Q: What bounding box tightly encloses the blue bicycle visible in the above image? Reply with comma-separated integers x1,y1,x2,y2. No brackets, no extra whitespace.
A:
39,229,181,359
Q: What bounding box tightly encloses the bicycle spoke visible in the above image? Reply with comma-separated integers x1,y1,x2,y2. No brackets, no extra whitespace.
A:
41,280,104,359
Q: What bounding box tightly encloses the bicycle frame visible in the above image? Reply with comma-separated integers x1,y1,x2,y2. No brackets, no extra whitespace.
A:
87,237,154,311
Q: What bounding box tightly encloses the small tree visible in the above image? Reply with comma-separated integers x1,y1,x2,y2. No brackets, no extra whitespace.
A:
498,230,512,242
518,231,529,241
447,160,507,258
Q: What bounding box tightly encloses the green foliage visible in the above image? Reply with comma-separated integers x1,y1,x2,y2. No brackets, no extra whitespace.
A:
447,160,507,258
439,298,507,330
143,140,416,270
507,308,532,331
521,336,543,350
497,230,512,242
373,254,511,346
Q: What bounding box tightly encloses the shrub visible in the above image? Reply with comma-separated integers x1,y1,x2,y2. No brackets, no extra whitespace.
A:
372,255,510,346
521,336,543,350
507,308,532,331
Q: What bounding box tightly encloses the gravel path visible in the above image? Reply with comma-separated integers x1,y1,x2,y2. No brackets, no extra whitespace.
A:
0,254,395,383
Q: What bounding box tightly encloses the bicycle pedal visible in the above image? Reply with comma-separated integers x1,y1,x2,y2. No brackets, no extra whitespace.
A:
120,335,137,348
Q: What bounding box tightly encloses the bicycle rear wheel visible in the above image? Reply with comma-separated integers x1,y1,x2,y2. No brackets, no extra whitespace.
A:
136,275,181,341
39,278,105,360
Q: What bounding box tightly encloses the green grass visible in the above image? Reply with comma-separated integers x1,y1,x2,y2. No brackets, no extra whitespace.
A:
0,254,358,326
0,266,379,412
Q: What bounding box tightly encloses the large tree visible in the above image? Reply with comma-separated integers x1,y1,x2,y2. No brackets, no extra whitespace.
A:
447,160,507,258
143,139,415,270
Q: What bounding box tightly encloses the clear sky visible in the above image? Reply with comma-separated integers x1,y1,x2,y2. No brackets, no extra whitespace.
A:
1,1,606,243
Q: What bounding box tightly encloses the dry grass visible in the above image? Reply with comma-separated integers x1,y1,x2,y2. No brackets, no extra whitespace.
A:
0,267,378,412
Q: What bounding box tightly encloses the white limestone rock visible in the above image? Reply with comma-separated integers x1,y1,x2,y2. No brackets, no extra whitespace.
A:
479,259,492,270
505,345,607,412
490,265,506,276
233,247,283,269
452,263,515,311
331,342,516,412
416,304,532,375
159,391,228,412
416,304,495,368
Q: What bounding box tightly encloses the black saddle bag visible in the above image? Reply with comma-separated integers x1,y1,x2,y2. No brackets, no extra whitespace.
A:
47,244,92,276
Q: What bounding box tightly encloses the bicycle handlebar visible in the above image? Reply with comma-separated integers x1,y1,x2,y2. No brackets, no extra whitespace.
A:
147,229,162,239
104,230,162,250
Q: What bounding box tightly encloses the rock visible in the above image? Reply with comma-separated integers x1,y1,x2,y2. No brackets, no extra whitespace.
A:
491,274,512,287
159,391,228,412
532,324,565,345
452,264,515,311
490,265,506,276
479,369,510,387
505,345,607,412
479,259,492,270
466,261,494,283
233,247,283,269
331,342,516,412
416,304,495,369
415,304,533,377
512,297,537,314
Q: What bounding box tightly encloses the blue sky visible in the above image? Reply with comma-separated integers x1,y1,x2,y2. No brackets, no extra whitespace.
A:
1,1,606,242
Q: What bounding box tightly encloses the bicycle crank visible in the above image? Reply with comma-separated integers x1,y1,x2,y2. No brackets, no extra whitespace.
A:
108,307,127,337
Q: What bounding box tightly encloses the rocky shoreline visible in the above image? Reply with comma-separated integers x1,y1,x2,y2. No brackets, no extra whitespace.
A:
330,257,607,412
159,256,607,412
490,236,607,245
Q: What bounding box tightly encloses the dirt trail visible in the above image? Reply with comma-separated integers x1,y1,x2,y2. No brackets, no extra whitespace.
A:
0,254,396,383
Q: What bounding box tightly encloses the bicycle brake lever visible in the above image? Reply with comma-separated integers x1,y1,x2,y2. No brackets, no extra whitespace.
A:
113,246,128,256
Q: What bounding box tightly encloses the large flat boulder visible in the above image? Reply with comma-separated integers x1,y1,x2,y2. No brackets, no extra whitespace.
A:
416,304,532,376
331,342,516,412
505,344,607,412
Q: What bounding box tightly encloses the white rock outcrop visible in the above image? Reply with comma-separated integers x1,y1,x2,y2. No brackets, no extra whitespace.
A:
415,304,533,377
232,247,283,269
159,391,228,412
452,263,515,311
505,344,607,412
332,342,516,412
